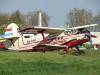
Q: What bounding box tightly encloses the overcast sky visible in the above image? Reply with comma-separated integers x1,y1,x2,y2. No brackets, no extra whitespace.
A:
0,0,100,27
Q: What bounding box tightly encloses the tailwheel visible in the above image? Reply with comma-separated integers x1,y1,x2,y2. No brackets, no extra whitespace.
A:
73,46,85,55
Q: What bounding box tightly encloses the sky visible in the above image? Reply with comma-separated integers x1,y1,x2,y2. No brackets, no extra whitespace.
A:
0,0,100,27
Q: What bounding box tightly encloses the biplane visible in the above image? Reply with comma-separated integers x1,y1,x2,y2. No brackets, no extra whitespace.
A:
3,23,98,53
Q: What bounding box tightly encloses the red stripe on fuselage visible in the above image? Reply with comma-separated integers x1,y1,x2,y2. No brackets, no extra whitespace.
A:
65,38,89,48
5,28,12,31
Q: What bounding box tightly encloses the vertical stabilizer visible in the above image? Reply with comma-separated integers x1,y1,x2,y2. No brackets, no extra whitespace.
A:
4,23,20,38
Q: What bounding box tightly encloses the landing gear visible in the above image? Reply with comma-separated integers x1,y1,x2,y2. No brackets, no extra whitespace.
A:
64,46,85,55
73,46,85,55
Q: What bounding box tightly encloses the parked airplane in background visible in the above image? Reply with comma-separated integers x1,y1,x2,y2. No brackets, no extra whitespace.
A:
91,32,100,50
3,23,98,53
0,37,5,48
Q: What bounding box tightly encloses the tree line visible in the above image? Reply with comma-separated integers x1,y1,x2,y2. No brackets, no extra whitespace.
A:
0,8,100,34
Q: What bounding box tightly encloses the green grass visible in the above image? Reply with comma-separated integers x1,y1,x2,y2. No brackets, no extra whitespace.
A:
0,50,100,75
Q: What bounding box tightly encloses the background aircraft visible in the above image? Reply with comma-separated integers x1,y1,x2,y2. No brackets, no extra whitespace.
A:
0,35,5,48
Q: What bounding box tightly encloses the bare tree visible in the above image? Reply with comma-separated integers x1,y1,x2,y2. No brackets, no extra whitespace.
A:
94,12,100,25
93,12,100,31
0,13,9,25
66,8,94,27
9,10,24,27
28,10,50,27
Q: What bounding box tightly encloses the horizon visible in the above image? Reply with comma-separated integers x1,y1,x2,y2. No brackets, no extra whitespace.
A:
0,0,100,27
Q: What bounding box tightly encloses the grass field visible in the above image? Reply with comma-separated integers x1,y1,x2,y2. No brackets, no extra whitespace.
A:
0,49,100,75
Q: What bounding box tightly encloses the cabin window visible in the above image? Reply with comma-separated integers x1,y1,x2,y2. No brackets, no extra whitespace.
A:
24,36,30,38
33,32,37,35
17,28,20,32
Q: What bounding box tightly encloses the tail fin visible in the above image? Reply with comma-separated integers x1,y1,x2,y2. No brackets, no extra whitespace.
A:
4,23,20,39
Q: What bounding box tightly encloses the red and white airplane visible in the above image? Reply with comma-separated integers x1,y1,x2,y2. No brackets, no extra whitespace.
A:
4,23,98,53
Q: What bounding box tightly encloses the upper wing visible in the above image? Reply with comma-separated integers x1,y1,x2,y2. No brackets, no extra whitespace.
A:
20,24,98,36
68,24,98,30
33,26,65,36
